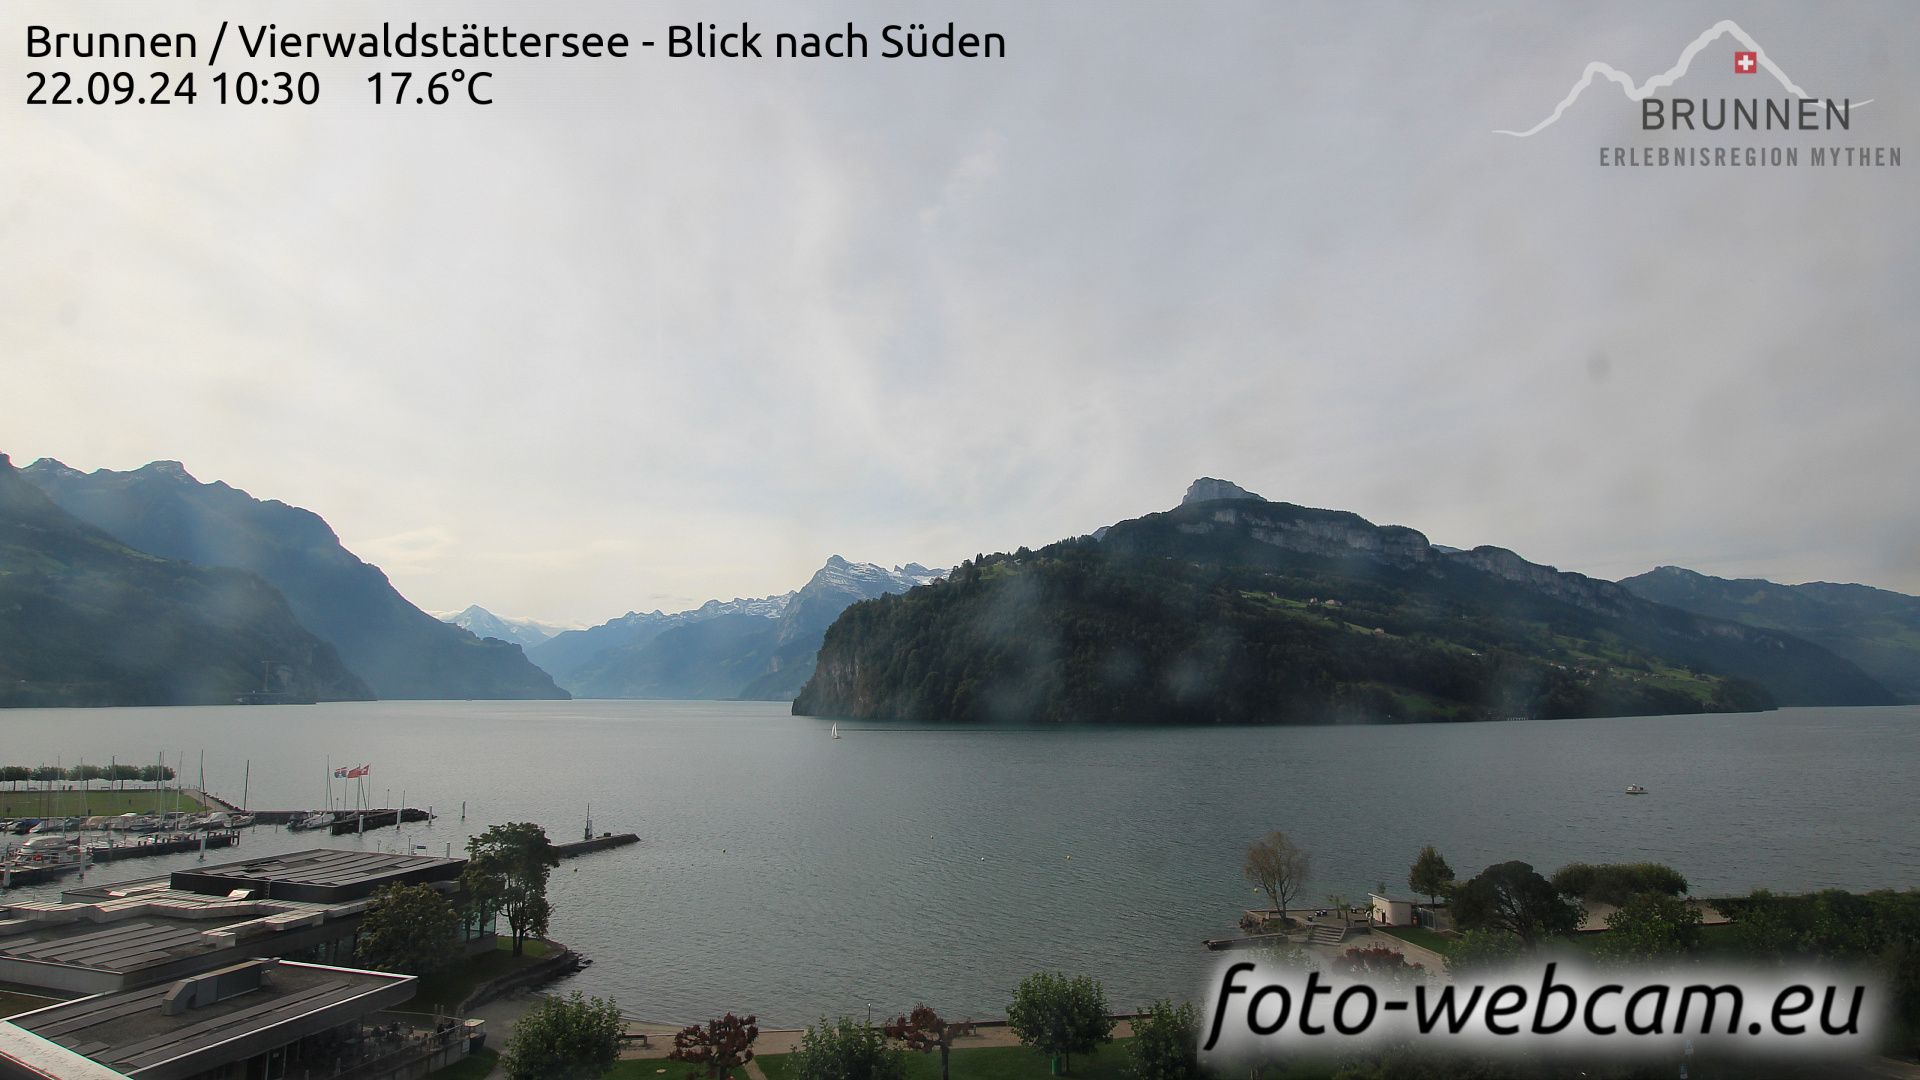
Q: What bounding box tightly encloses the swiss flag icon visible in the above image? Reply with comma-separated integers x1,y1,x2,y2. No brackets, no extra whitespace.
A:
1735,51,1758,74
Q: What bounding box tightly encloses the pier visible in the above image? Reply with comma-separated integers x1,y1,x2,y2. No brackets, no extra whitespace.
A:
328,809,433,835
0,861,77,889
227,808,431,828
554,833,639,859
88,831,239,861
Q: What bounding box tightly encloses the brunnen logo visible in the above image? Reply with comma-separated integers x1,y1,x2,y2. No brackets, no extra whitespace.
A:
1497,19,1901,169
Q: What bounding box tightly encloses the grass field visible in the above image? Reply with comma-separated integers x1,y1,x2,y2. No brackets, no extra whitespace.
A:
428,1047,498,1079
1376,925,1457,956
411,937,554,1015
732,1042,1141,1080
0,788,213,819
742,1041,1341,1080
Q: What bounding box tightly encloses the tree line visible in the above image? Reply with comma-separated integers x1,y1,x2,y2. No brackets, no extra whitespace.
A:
0,763,177,787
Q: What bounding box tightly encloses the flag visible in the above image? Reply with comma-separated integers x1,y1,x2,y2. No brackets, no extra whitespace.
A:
347,764,371,779
333,766,349,778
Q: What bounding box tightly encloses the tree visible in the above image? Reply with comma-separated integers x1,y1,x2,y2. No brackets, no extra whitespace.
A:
1408,847,1455,906
670,1013,760,1080
884,1005,961,1080
355,883,459,975
1450,862,1583,948
504,992,623,1080
1333,946,1426,987
792,1016,905,1080
1253,936,1315,972
461,821,560,956
1006,972,1114,1074
1126,999,1200,1080
1549,862,1687,906
1244,831,1311,919
1596,893,1702,962
1443,930,1526,976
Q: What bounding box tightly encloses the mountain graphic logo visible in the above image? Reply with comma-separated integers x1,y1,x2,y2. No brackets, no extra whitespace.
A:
1496,20,1870,137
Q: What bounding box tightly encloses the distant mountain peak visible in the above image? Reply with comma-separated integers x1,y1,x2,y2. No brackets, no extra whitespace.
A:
1182,478,1263,506
438,604,572,649
22,457,81,479
137,460,197,481
824,554,851,568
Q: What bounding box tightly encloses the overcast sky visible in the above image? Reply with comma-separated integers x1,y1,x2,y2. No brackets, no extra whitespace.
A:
4,1,1914,625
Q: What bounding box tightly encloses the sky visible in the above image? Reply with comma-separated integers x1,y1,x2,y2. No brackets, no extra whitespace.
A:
4,1,1915,626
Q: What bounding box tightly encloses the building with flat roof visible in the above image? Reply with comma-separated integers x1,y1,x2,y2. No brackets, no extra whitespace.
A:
162,851,464,906
1,845,478,999
1,850,483,997
0,850,490,1078
0,958,430,1079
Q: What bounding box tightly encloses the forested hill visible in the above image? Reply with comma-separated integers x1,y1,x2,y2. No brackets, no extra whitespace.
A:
0,454,371,707
22,458,566,701
793,491,1892,725
1620,565,1920,704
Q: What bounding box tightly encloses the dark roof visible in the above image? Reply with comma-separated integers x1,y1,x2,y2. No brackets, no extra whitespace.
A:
167,848,463,904
0,918,222,975
10,961,413,1079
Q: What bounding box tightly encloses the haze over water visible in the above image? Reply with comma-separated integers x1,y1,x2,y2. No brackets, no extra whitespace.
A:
2,701,1915,1025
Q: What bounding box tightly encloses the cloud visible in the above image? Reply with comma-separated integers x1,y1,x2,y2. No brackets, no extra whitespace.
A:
348,527,456,577
3,1,1913,623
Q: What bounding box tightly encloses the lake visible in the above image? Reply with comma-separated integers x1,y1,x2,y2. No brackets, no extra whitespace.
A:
1,701,1915,1026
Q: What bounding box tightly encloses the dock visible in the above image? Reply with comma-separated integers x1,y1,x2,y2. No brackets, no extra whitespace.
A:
328,809,433,835
553,833,639,859
229,808,430,828
1203,935,1292,952
88,831,239,862
0,861,78,889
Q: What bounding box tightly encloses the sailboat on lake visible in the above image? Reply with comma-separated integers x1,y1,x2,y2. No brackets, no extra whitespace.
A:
831,722,840,740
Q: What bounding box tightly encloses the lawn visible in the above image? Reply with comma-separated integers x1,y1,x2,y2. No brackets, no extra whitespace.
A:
429,1047,498,1079
742,1041,1338,1080
411,937,555,1014
1376,925,1456,957
0,788,213,819
756,1041,1140,1080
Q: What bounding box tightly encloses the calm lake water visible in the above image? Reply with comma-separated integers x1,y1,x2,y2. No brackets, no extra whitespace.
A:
1,701,1915,1025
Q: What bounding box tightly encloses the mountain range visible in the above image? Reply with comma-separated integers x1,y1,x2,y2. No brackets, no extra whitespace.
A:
793,479,1896,725
1620,566,1920,704
20,458,565,701
435,605,573,651
530,557,945,699
10,454,1913,721
0,454,371,706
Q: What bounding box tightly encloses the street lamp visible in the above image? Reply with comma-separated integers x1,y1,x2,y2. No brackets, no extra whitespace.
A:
866,1003,873,1027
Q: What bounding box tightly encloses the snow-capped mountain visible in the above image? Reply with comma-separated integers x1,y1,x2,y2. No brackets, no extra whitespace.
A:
435,605,575,651
529,556,945,699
